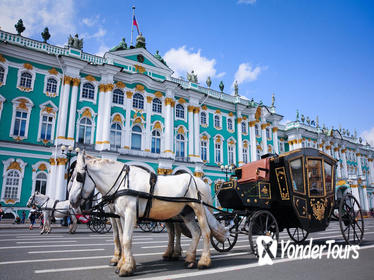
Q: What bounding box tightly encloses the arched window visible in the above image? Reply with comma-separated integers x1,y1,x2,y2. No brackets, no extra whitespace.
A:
82,83,95,100
35,172,47,194
255,124,260,137
266,127,272,139
176,134,185,158
243,147,248,164
151,130,161,153
256,149,261,160
19,72,32,88
112,89,124,105
131,126,142,150
200,112,207,125
46,78,57,94
242,122,247,134
201,140,208,162
227,118,233,131
176,104,184,119
3,170,20,199
110,123,122,149
152,98,162,113
133,93,144,109
78,117,92,144
0,66,4,83
215,142,222,163
214,115,221,128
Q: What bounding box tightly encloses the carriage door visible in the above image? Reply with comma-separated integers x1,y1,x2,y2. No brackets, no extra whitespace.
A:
289,157,309,226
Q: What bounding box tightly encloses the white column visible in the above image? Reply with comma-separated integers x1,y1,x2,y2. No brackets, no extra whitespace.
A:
56,76,71,142
261,123,268,154
46,158,57,199
249,121,257,162
272,127,279,154
334,147,342,179
95,84,106,150
350,185,361,211
362,187,369,213
237,116,243,166
55,158,67,201
187,105,194,158
357,153,363,176
169,102,175,154
145,96,152,152
193,107,200,161
67,78,80,141
101,84,113,150
123,91,132,149
341,149,348,178
369,159,374,184
163,97,173,156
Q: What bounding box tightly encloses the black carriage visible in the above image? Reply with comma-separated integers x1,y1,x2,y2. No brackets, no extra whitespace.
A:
211,148,364,255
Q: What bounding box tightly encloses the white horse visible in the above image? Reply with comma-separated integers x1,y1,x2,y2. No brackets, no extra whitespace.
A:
69,151,227,276
27,192,79,234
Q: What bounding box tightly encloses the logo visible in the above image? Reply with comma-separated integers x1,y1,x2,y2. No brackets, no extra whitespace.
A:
257,236,277,265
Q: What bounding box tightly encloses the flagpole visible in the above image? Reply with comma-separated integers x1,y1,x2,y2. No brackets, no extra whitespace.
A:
131,6,135,46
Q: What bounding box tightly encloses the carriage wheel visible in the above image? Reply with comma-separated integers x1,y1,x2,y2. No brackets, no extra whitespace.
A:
287,227,309,244
339,193,364,245
210,215,238,252
248,210,279,257
152,222,166,233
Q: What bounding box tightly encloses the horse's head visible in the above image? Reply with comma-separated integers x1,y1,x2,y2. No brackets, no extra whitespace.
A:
26,192,38,208
68,150,95,208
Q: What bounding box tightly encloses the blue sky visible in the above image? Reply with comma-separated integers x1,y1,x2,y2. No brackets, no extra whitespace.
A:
1,0,373,143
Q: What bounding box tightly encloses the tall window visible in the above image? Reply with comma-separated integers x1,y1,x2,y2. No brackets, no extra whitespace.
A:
152,98,162,113
40,115,54,141
35,172,47,194
3,170,20,199
215,142,222,163
13,111,28,137
228,145,234,165
82,83,95,100
110,123,122,149
46,78,57,94
266,127,271,139
131,126,142,150
214,115,221,128
133,93,144,109
227,118,233,131
19,72,32,88
243,147,248,164
201,140,208,161
112,89,124,105
241,122,247,134
0,66,5,83
151,130,161,153
200,112,207,125
176,104,184,119
176,134,185,158
255,124,260,137
256,149,261,160
78,117,92,144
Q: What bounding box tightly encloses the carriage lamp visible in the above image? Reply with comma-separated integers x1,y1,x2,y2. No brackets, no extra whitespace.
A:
219,163,234,181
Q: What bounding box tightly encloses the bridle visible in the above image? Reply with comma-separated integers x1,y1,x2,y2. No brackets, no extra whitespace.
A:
27,192,36,207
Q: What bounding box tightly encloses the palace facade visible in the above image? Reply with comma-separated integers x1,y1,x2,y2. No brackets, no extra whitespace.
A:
0,29,373,218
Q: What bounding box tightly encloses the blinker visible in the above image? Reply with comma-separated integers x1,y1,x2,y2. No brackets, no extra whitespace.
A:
76,172,86,183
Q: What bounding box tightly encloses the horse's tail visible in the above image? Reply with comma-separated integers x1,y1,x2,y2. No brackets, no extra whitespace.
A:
204,206,228,243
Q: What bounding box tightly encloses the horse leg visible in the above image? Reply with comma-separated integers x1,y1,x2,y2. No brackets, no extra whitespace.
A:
110,217,121,266
118,210,136,277
190,203,211,269
70,215,78,233
162,222,175,260
180,208,201,268
115,217,125,274
41,212,47,234
172,223,183,260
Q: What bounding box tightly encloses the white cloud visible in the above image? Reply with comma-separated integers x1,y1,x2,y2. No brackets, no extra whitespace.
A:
82,16,100,27
0,0,76,45
82,27,107,40
361,127,374,146
233,63,267,86
164,46,219,82
238,0,256,4
95,44,110,57
216,72,226,78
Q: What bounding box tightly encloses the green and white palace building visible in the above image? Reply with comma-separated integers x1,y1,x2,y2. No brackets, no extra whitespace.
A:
0,29,373,218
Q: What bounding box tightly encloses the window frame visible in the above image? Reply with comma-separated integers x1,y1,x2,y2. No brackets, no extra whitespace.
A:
0,61,9,87
288,156,306,195
306,157,326,197
241,121,247,135
175,133,186,158
10,97,33,140
200,111,208,126
17,70,35,92
110,122,123,150
175,104,185,120
131,125,143,150
227,118,233,131
1,158,27,204
79,80,98,104
152,98,162,114
151,129,161,154
214,114,222,129
112,88,125,106
133,93,144,110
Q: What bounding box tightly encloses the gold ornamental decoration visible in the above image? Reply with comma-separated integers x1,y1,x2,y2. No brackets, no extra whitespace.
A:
38,163,47,171
106,84,114,92
48,68,58,75
136,84,145,92
24,63,33,70
135,65,146,74
7,161,21,171
42,106,55,115
0,54,5,63
193,107,200,114
178,98,186,104
154,91,163,98
202,105,207,110
310,199,327,221
113,114,122,123
116,81,126,88
85,75,96,82
153,121,161,129
64,76,72,85
72,78,81,87
99,84,106,92
126,91,133,98
16,98,28,110
146,96,153,103
194,171,204,178
82,108,92,118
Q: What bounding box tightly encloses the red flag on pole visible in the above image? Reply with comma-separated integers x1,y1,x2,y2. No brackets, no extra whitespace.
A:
133,15,140,34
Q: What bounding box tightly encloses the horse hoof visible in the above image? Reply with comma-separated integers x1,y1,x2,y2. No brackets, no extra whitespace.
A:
162,255,172,261
184,262,196,269
115,268,119,274
198,264,210,270
171,255,180,261
109,262,117,267
118,269,135,277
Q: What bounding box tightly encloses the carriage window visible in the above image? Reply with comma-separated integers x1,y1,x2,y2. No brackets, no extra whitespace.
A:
324,161,333,193
289,158,305,194
307,159,324,196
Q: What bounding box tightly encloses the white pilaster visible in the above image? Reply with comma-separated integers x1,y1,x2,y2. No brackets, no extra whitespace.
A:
193,107,200,161
145,96,152,152
46,158,57,199
237,115,243,166
369,159,374,184
67,79,80,142
55,158,67,201
163,94,174,157
341,149,348,178
261,123,268,154
56,76,71,144
357,153,363,176
272,127,279,154
124,91,132,149
95,84,106,150
249,121,257,162
350,185,361,212
187,105,194,158
101,84,114,150
334,148,342,179
362,187,369,213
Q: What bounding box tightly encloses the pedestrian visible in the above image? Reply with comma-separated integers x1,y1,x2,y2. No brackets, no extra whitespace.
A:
0,204,3,222
28,205,37,230
21,210,26,224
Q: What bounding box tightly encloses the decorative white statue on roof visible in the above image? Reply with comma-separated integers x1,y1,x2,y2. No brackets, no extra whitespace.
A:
68,34,83,50
187,70,198,83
